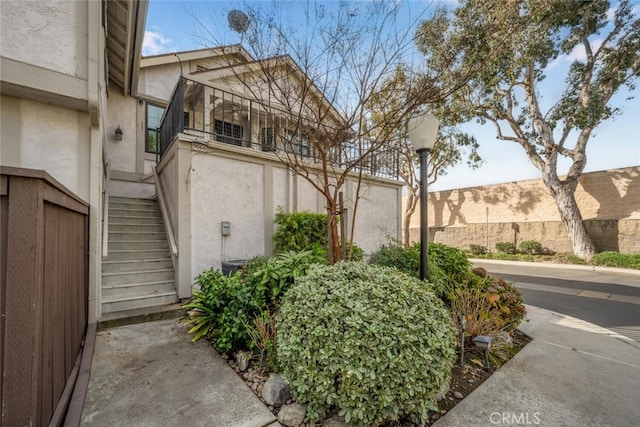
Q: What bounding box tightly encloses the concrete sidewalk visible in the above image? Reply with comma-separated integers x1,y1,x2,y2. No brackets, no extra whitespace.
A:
80,319,276,427
435,305,640,426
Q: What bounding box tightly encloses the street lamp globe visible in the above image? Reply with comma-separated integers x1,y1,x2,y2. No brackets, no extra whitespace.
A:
408,113,439,153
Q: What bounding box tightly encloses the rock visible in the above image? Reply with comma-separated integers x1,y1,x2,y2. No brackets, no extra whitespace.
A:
467,379,475,384
322,415,346,427
266,422,284,427
277,403,306,427
454,391,464,399
262,374,291,407
493,331,512,349
435,381,450,401
237,351,250,372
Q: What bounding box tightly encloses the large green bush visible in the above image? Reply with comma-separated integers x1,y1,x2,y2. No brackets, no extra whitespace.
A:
183,250,326,352
273,210,328,254
369,240,471,300
273,209,364,261
278,262,456,426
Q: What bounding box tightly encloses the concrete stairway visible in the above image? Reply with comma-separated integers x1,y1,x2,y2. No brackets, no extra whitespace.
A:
101,196,178,314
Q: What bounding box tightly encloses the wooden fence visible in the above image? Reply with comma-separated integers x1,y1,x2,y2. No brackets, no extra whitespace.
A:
1,167,89,427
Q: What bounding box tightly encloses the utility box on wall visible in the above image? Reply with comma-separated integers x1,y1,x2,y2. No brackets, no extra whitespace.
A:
221,221,231,236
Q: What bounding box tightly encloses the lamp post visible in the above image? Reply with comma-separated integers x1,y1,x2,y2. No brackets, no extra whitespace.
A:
408,113,440,281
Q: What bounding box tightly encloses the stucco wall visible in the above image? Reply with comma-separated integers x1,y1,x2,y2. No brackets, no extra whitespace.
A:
351,181,401,254
106,88,138,173
138,63,182,101
189,154,266,278
181,141,403,280
405,166,640,253
0,95,91,200
1,0,88,79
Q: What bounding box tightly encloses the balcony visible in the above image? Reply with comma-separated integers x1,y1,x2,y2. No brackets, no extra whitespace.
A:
159,77,401,180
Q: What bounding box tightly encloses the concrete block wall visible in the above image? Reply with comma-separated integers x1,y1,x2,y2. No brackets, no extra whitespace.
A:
406,166,640,254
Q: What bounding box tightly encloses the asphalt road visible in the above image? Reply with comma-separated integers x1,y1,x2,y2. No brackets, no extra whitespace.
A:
471,261,640,344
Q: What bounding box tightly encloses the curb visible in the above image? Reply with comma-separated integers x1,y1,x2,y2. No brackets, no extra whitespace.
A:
469,258,640,277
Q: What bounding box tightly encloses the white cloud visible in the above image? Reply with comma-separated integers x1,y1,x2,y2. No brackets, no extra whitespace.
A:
143,30,172,56
566,38,603,62
547,38,603,70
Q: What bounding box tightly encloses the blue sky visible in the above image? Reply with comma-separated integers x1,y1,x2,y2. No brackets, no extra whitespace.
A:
144,0,640,191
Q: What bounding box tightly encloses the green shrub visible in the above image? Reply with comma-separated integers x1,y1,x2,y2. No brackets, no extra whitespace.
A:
183,269,263,352
495,242,516,254
469,244,487,255
368,239,420,275
519,240,543,255
273,209,327,254
345,241,365,261
449,271,526,340
368,240,470,301
248,249,328,307
429,242,471,284
591,251,640,269
278,262,456,426
183,250,326,352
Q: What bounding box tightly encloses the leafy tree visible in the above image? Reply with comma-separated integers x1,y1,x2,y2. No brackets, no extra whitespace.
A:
367,65,482,246
415,0,640,259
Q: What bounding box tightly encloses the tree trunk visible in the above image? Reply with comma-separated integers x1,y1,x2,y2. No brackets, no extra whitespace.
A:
326,203,342,264
549,181,596,260
403,190,418,247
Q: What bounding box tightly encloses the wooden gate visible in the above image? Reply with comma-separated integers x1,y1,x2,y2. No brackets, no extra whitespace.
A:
1,167,89,427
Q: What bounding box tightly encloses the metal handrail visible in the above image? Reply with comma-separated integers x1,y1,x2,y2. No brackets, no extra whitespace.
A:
101,161,110,259
152,166,178,257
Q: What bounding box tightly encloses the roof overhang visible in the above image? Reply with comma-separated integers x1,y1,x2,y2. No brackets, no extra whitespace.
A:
140,45,254,69
106,0,148,95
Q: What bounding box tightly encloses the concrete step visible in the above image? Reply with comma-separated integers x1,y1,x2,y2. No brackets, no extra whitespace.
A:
106,249,171,261
101,292,179,314
110,200,159,210
98,303,186,330
109,223,166,233
102,258,173,274
102,269,175,286
109,208,161,218
108,231,168,241
109,196,157,206
102,280,176,299
109,215,164,225
108,240,169,251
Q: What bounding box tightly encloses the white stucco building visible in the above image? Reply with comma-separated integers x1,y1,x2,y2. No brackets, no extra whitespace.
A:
1,0,403,325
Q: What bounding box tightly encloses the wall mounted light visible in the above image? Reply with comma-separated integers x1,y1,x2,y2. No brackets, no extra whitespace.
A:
115,125,123,141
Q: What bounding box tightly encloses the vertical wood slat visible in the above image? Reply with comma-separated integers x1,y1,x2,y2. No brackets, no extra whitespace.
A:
0,175,8,427
41,204,59,425
2,177,45,427
1,171,89,427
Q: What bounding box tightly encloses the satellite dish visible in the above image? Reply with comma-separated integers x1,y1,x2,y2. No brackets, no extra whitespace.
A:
228,10,250,34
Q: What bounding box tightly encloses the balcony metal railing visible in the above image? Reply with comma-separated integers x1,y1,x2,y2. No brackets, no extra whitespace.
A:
159,77,400,180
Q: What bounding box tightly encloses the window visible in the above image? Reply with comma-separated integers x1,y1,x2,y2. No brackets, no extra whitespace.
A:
285,129,310,157
214,119,243,146
183,111,190,129
146,103,164,154
261,127,275,152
